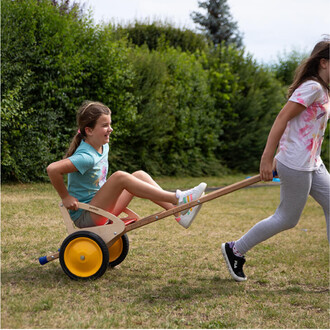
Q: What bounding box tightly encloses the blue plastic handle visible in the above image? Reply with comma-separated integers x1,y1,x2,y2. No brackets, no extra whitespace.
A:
272,170,280,182
39,256,48,265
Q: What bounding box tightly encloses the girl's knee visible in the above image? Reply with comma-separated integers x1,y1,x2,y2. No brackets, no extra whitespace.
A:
280,214,300,230
110,170,129,183
273,211,300,231
283,221,298,230
132,170,148,179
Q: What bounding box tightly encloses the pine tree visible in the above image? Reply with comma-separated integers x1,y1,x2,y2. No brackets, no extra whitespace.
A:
50,0,85,18
191,0,243,48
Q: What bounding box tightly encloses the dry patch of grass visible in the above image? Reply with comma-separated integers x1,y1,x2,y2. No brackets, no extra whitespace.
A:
1,178,329,329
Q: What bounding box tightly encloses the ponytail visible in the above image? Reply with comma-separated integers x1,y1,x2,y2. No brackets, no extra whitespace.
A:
64,132,84,158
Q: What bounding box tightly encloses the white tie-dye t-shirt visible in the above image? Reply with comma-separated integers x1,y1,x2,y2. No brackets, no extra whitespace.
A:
276,80,329,171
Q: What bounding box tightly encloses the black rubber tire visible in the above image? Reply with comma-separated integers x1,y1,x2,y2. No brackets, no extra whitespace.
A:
108,233,129,268
60,231,109,280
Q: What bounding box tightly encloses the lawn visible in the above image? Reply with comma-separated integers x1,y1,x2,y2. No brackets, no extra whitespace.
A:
1,176,329,329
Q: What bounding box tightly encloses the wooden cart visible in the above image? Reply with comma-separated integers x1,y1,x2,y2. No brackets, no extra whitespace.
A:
39,174,272,280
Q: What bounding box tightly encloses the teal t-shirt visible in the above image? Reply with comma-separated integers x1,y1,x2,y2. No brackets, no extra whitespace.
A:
68,140,109,221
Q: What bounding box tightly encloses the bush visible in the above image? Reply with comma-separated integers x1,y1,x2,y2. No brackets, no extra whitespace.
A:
3,0,310,182
114,20,209,53
271,50,307,87
203,45,287,171
126,43,224,176
1,0,136,181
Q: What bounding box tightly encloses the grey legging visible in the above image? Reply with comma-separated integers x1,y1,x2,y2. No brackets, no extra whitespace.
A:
235,160,330,255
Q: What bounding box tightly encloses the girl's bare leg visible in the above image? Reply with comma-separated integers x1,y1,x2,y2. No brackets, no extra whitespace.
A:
111,171,176,216
90,170,178,223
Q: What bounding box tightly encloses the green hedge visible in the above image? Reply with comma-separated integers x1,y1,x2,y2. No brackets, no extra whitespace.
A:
1,0,137,181
4,0,324,183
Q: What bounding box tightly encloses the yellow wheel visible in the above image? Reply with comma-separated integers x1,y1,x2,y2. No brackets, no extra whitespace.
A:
60,231,109,280
109,233,129,268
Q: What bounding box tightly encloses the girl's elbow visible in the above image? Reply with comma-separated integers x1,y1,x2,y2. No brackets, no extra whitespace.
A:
47,159,74,178
46,163,56,177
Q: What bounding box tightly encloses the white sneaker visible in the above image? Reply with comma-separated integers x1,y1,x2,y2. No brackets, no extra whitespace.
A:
175,183,207,229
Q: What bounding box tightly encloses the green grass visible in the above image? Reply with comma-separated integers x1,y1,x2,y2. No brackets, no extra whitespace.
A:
1,176,329,329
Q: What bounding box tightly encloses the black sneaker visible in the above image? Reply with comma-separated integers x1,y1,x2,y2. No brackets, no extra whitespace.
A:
221,242,247,282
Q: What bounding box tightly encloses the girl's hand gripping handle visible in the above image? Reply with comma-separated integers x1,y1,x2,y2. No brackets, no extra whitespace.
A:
62,195,79,210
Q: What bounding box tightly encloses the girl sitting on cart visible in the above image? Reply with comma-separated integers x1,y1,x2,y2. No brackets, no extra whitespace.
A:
47,101,206,229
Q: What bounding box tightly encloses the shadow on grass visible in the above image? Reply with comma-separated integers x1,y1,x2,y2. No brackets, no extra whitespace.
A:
1,261,65,287
131,279,329,307
2,257,328,301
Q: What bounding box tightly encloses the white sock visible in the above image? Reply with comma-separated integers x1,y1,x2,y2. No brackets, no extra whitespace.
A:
233,243,244,257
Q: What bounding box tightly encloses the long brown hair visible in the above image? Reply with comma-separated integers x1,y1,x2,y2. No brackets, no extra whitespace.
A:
288,40,330,98
65,101,111,158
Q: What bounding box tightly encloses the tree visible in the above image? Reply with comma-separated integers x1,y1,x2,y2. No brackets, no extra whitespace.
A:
191,0,243,48
114,20,209,53
271,49,307,86
49,0,86,19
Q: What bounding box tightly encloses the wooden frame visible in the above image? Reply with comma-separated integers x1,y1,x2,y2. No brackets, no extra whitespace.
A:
40,174,263,264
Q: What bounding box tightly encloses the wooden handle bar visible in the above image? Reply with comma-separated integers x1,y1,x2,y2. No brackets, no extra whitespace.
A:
124,175,261,232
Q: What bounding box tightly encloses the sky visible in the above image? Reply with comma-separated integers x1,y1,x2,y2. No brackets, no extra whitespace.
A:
79,0,329,63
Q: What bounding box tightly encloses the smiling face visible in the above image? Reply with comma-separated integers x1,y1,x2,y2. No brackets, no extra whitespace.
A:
85,114,113,152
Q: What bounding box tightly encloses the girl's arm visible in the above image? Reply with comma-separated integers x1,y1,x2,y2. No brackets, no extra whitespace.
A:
47,159,79,210
260,101,306,181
